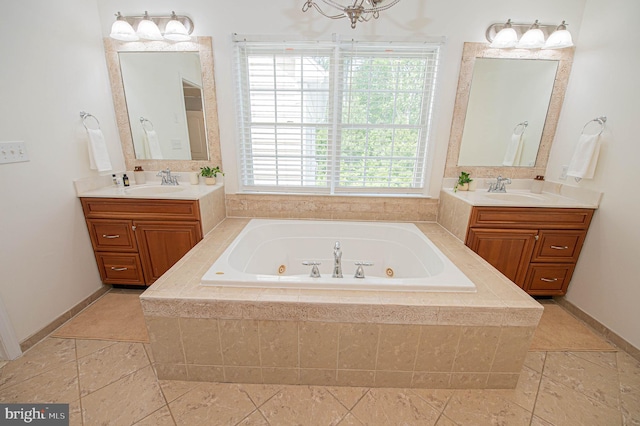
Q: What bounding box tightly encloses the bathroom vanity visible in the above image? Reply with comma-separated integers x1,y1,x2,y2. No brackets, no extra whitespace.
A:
77,182,225,286
438,186,600,296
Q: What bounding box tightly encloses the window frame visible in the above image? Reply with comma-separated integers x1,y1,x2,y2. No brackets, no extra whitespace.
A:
233,36,443,196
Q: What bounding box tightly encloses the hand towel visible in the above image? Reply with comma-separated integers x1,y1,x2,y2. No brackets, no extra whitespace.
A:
502,133,524,166
86,128,113,173
567,133,601,179
144,129,163,160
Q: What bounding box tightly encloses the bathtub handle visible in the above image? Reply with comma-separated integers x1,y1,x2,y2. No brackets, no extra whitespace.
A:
302,261,321,278
354,261,373,279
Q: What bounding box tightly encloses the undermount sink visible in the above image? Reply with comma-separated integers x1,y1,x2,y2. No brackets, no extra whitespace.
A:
125,185,186,195
481,192,548,202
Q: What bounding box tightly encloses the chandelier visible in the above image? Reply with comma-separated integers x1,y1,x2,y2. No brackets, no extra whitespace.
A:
302,0,401,29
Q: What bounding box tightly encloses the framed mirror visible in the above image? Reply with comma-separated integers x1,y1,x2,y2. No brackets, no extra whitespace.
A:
104,37,221,171
444,42,574,179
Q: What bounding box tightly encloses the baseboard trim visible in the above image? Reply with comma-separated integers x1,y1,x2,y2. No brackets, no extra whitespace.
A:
19,285,111,353
554,296,640,362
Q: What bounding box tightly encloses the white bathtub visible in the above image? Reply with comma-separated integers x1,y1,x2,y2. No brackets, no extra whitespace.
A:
201,219,476,292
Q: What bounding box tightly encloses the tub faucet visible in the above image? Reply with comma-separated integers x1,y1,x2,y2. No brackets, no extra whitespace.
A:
488,175,511,193
157,168,179,185
332,241,343,278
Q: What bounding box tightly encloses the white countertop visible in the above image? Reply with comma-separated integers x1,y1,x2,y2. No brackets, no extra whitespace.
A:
77,182,223,200
443,188,600,209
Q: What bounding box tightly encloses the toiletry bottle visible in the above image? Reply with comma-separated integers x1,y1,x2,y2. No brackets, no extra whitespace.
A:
134,166,146,185
115,174,123,187
531,175,544,194
123,174,130,187
112,174,118,186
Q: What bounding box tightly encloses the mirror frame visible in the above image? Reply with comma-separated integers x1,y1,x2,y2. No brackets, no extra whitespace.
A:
104,37,221,171
444,42,574,179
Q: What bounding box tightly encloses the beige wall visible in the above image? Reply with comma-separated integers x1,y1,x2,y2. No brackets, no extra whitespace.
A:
545,0,640,348
0,2,124,343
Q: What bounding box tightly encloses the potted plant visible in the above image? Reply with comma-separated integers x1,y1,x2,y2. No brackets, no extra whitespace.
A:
200,166,224,185
454,171,473,192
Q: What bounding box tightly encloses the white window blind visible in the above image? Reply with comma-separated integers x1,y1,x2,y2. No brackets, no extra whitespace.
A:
234,37,441,194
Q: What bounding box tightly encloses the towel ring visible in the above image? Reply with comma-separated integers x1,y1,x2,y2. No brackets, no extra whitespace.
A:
140,117,154,132
513,121,528,136
581,116,607,136
80,111,100,131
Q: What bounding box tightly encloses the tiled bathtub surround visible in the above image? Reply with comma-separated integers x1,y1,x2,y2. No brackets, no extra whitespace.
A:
141,219,543,389
225,193,439,222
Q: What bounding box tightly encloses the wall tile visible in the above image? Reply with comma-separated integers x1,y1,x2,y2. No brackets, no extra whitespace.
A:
262,368,299,385
219,319,260,366
299,369,338,386
452,327,501,372
337,370,375,387
299,322,339,369
186,365,224,382
411,372,451,389
180,318,222,365
224,367,263,384
415,326,461,372
154,363,188,381
491,327,536,373
450,373,489,389
375,371,413,388
259,320,298,368
338,323,380,370
376,324,420,371
145,316,184,364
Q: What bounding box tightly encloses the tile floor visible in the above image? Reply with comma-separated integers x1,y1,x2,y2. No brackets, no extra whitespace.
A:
1,314,639,425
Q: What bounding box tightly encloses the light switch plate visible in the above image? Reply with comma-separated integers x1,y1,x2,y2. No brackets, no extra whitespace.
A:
0,141,29,164
560,165,568,180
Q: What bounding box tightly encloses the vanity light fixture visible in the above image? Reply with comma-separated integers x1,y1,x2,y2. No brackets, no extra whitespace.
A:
110,12,139,41
486,19,574,49
302,0,401,29
517,20,545,49
543,21,574,49
489,19,517,48
109,11,194,42
136,12,163,41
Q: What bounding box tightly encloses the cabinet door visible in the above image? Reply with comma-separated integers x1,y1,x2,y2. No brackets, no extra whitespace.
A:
134,221,202,284
466,228,538,287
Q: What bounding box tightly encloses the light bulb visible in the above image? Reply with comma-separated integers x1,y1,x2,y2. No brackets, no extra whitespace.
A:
164,12,191,41
110,12,139,41
137,12,163,41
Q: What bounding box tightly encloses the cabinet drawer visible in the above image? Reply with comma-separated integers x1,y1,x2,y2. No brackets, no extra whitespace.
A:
532,230,586,263
469,207,594,230
96,253,146,286
524,264,575,295
87,219,137,252
81,198,201,221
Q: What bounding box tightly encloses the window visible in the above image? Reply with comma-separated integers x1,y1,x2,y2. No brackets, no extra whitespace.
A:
234,37,441,194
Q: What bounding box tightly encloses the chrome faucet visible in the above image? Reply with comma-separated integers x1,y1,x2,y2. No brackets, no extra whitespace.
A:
157,168,180,185
487,175,511,193
332,241,343,278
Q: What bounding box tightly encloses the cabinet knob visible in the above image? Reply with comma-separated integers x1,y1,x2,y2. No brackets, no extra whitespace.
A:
132,225,137,231
102,234,120,239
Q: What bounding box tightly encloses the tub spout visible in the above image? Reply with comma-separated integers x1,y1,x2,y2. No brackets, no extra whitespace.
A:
333,241,343,278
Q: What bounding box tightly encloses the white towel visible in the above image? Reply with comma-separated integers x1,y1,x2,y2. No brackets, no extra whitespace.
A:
86,128,113,173
502,133,524,166
567,133,601,179
144,130,163,160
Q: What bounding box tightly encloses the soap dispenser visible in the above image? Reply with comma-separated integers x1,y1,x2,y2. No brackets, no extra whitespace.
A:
122,174,130,187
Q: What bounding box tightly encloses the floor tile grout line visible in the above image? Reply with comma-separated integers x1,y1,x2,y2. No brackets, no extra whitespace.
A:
73,339,85,426
529,351,547,426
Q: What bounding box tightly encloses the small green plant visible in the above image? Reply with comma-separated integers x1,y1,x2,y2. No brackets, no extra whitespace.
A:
454,171,473,192
200,166,224,178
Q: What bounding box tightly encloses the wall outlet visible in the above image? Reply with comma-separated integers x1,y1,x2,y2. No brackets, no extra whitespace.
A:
560,165,569,180
0,141,29,164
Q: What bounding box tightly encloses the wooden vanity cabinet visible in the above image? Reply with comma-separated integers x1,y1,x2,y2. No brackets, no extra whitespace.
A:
81,198,203,286
465,207,594,296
